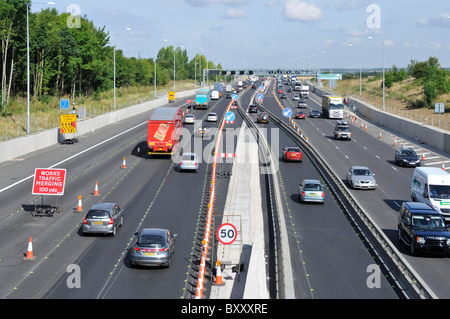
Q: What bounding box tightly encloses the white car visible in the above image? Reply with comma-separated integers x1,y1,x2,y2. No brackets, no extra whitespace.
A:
184,114,195,124
179,152,198,172
293,95,300,101
207,112,218,122
346,166,377,190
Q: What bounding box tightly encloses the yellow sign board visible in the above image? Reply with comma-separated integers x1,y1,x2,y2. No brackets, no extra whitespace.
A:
60,114,77,134
168,91,175,102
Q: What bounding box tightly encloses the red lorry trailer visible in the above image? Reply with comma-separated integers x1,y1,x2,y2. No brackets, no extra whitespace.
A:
147,106,183,155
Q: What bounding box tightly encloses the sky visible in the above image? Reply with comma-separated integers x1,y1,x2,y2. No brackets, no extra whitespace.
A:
32,0,450,71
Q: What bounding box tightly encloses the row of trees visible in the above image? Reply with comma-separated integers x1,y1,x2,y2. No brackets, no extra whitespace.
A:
384,57,449,106
0,0,222,115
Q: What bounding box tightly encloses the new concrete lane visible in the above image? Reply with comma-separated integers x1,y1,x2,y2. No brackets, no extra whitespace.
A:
258,81,398,298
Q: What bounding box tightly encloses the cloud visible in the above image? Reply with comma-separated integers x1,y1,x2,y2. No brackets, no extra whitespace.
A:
185,0,249,7
224,8,247,18
284,0,323,22
417,12,450,28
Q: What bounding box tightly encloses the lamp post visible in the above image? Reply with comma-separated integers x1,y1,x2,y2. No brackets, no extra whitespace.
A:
26,1,55,134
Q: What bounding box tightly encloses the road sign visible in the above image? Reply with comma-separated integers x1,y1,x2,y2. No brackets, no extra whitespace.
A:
32,168,67,196
232,94,238,100
282,108,293,118
169,91,175,102
225,111,236,122
216,223,238,245
60,114,77,134
60,99,69,110
257,93,264,102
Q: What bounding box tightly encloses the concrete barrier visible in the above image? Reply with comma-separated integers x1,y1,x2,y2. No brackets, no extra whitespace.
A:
0,89,198,164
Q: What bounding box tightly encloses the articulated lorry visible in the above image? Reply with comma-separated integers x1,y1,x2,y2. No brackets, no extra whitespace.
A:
195,88,211,109
147,107,183,156
322,95,344,119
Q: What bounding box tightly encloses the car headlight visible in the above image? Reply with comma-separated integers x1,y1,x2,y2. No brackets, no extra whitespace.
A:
416,237,426,244
446,239,450,246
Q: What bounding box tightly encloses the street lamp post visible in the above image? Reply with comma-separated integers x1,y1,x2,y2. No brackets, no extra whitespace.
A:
26,1,55,134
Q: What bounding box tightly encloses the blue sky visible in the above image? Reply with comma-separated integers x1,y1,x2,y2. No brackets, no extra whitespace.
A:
33,0,450,70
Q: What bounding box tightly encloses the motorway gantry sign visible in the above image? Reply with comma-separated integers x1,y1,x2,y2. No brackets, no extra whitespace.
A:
60,114,77,134
32,168,67,196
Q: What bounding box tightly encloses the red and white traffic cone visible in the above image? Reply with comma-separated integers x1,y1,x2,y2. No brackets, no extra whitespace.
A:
77,195,83,212
94,181,99,196
23,236,36,260
122,157,127,169
214,261,225,286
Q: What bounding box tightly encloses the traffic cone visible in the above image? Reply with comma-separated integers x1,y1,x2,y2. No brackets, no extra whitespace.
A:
77,195,83,212
23,237,35,260
378,131,382,139
365,125,368,131
94,181,99,196
443,161,446,170
195,278,204,299
422,150,425,160
394,138,397,146
122,157,126,169
214,261,225,286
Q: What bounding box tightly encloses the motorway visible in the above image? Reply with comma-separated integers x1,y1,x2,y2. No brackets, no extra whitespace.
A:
0,77,449,300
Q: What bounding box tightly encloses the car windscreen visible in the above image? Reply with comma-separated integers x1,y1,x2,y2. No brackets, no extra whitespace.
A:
429,185,450,199
304,183,322,191
354,169,371,176
330,104,344,110
287,148,300,152
137,235,165,248
182,154,195,161
86,210,109,218
412,215,446,229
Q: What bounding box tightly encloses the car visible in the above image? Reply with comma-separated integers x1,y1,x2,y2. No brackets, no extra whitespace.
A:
298,179,325,203
294,111,305,119
179,152,198,172
287,87,292,92
82,203,123,236
257,112,269,124
334,120,352,140
395,147,421,167
346,166,377,189
298,100,307,108
310,109,321,118
194,126,210,139
184,114,195,124
247,104,258,113
130,228,177,268
293,95,300,101
282,146,302,162
278,88,284,94
280,93,287,99
398,202,450,256
207,112,218,122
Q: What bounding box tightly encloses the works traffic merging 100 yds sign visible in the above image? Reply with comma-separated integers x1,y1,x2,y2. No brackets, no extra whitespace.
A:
32,168,67,196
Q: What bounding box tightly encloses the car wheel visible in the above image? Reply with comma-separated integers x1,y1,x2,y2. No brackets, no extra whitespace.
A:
112,225,116,237
120,216,123,227
398,229,402,243
410,240,416,256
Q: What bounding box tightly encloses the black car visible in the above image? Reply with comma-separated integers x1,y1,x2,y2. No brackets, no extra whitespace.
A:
398,202,450,256
247,104,258,113
395,147,421,167
257,112,269,124
310,109,321,118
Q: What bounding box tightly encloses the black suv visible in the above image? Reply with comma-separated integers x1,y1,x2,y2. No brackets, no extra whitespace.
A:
398,202,450,256
394,147,421,167
247,104,258,113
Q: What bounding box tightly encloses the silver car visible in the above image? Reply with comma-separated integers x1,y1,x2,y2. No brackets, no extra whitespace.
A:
298,179,325,203
207,112,218,122
179,152,198,172
130,228,177,268
184,114,195,124
346,166,377,190
82,203,123,236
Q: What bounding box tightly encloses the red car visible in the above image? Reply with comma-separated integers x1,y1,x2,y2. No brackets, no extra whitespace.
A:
278,88,284,94
282,146,303,162
294,111,305,119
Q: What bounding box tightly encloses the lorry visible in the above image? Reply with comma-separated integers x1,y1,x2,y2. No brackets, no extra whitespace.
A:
238,80,243,88
213,83,224,98
147,106,183,156
195,88,211,109
411,167,450,223
300,85,310,98
322,95,344,119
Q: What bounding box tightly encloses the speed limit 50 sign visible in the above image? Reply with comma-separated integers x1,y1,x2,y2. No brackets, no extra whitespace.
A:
216,223,238,245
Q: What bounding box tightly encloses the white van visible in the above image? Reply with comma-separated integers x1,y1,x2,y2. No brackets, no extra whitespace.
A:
411,167,450,222
211,90,219,100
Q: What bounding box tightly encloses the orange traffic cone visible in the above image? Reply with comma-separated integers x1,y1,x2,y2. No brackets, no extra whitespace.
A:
94,181,99,196
443,161,446,170
214,261,225,286
394,138,397,146
77,195,83,212
422,150,425,161
195,279,204,299
378,131,382,139
365,125,368,131
122,157,126,169
24,237,35,260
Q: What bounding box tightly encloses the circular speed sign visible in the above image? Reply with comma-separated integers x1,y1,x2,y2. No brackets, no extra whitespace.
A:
216,223,238,245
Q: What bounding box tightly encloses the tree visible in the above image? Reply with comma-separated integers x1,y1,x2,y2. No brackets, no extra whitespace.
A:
423,80,437,107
